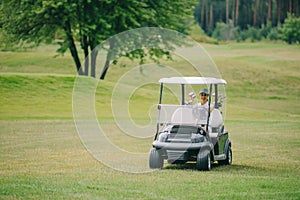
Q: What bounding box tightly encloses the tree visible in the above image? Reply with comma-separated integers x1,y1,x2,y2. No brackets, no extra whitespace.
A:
254,0,259,26
268,0,272,22
226,0,229,24
261,0,266,25
209,0,214,29
0,0,197,79
235,0,240,26
232,0,235,25
205,0,209,31
280,13,300,44
295,0,299,17
277,0,281,25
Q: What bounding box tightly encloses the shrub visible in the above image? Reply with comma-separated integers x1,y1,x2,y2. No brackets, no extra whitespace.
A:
244,25,262,42
280,13,300,44
267,27,280,41
260,21,273,38
212,21,239,41
0,29,18,51
189,24,219,44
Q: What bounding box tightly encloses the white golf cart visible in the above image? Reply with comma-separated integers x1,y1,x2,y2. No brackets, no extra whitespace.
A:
149,77,232,171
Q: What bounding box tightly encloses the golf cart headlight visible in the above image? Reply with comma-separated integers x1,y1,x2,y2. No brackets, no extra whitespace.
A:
191,133,204,143
158,131,168,142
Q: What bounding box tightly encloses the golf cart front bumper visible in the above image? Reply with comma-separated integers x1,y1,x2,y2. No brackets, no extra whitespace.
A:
152,141,212,151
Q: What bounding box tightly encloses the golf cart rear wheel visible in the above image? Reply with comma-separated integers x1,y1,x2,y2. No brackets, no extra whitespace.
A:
196,151,211,171
219,146,232,165
149,148,163,169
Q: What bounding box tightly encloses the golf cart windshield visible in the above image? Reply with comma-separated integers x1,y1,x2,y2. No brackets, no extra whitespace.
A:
158,104,208,125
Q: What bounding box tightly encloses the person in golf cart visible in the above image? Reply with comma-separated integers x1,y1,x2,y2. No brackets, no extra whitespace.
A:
198,88,214,111
194,88,214,132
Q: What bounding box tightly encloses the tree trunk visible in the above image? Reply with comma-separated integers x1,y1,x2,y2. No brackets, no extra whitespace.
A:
235,0,239,26
295,0,299,16
268,0,272,22
201,0,205,27
289,0,292,13
284,0,289,19
209,0,213,29
220,3,223,22
254,0,259,27
90,50,97,78
277,0,281,25
90,42,98,78
77,0,89,76
82,35,89,76
100,58,110,80
205,0,209,30
262,0,265,25
232,0,235,25
99,39,115,80
226,0,229,23
89,37,97,78
64,19,83,75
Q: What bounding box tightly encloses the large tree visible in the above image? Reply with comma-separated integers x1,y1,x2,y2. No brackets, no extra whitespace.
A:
0,0,197,79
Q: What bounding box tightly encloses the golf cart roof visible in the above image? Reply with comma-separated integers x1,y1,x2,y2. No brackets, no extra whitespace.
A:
159,77,227,85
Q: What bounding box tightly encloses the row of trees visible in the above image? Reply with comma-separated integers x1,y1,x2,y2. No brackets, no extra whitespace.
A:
0,0,196,79
194,0,300,33
1,0,299,79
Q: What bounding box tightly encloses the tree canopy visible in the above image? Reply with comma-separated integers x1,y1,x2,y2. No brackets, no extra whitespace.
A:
0,0,197,79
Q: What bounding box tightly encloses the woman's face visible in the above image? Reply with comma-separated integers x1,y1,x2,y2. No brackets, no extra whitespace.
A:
200,93,208,102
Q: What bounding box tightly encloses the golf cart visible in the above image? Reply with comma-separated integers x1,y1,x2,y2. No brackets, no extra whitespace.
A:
149,77,232,171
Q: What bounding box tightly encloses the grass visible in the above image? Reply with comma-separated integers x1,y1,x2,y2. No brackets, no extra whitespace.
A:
0,41,300,199
1,120,299,199
0,75,75,119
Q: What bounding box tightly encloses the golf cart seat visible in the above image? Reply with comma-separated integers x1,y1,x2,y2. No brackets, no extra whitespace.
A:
171,107,195,124
209,109,223,138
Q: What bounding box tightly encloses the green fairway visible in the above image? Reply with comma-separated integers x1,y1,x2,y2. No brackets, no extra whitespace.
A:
1,42,300,199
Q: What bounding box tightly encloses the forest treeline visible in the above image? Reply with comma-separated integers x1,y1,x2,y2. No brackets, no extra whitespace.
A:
0,0,299,78
194,0,299,32
194,0,300,43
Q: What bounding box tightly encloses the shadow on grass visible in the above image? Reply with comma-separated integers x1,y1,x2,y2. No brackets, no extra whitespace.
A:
163,162,265,172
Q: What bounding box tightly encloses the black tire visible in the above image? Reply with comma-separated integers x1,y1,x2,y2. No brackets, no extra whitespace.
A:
149,148,163,169
219,146,232,165
196,151,211,171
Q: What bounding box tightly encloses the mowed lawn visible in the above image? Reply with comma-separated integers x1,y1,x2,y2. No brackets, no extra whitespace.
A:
0,42,300,199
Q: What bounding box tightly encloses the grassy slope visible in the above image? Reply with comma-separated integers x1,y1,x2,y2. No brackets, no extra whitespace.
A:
0,42,300,199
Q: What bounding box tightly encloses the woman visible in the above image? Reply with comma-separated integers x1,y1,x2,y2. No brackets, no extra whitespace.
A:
196,88,213,130
198,88,213,111
199,88,209,107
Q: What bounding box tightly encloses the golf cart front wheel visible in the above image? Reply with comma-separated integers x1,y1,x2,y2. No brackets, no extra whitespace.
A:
219,146,232,165
196,151,211,171
149,148,163,169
